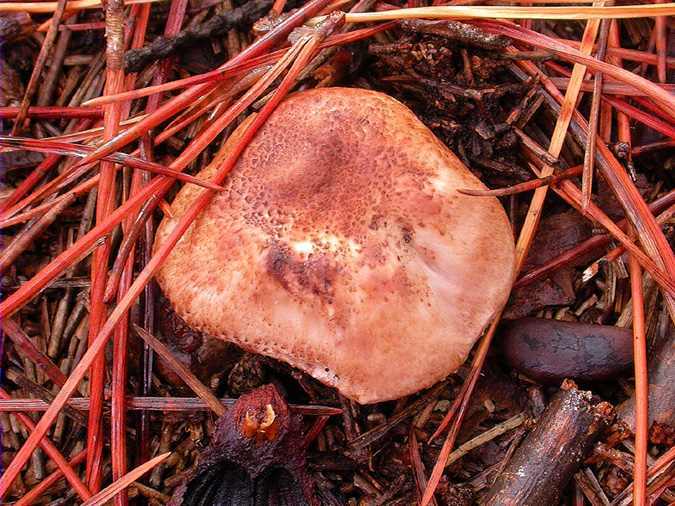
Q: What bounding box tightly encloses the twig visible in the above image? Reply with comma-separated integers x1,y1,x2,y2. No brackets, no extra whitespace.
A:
124,0,274,71
0,194,76,273
2,319,67,387
132,325,226,417
5,368,87,426
85,23,393,107
582,15,611,209
37,13,76,106
457,165,581,197
582,204,674,282
517,190,674,288
575,468,612,506
399,18,508,49
524,162,675,297
10,0,68,134
612,446,675,505
484,383,613,505
0,4,335,496
348,383,447,451
515,50,675,322
444,413,526,467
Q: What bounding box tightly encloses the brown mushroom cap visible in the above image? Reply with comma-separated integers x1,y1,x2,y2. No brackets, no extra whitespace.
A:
155,87,516,404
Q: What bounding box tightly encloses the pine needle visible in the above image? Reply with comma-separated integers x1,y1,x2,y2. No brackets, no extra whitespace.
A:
333,3,675,23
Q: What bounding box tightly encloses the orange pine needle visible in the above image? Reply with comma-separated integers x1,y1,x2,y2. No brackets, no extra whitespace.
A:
517,47,675,321
629,241,649,506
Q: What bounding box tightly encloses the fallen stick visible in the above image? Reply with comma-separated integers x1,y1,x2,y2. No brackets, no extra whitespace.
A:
484,380,614,505
124,0,274,71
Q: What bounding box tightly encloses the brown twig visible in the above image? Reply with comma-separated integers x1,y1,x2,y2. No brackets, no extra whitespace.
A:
484,382,613,505
517,189,674,287
0,194,76,273
349,383,447,451
14,450,87,506
10,0,68,134
132,325,226,417
124,0,274,71
457,164,582,197
582,15,611,209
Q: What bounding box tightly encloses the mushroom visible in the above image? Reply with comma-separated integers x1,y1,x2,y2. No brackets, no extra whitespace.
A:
155,87,516,404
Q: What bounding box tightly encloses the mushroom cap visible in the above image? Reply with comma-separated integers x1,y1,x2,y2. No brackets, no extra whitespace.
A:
155,87,516,404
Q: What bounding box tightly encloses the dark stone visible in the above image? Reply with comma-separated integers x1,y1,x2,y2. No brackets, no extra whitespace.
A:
500,318,632,383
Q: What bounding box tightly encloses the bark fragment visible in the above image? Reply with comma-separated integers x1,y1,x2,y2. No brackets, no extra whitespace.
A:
484,381,614,506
